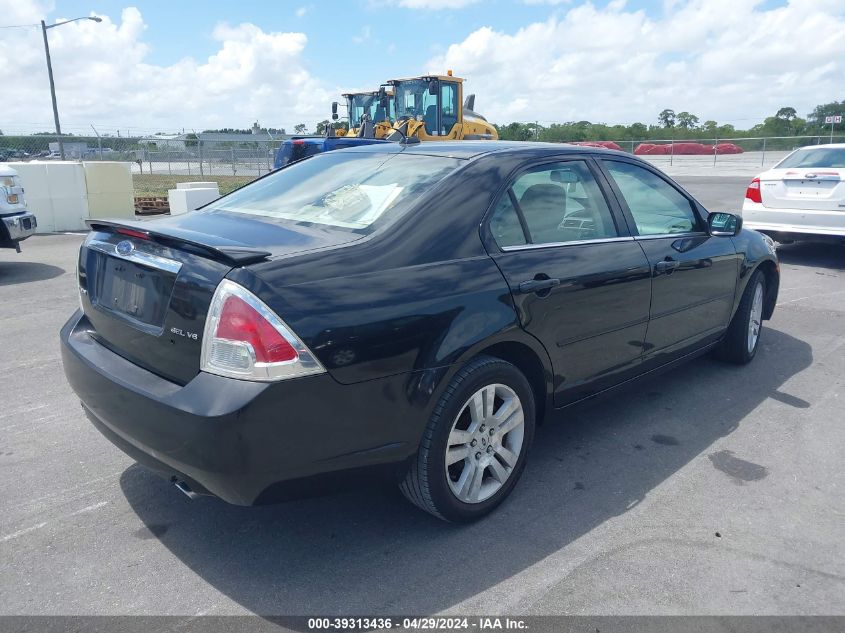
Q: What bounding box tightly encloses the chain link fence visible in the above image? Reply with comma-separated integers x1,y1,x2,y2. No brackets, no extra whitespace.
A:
2,132,843,214
590,135,845,172
0,133,286,210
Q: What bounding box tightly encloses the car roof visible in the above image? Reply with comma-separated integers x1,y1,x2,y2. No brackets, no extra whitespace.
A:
793,143,845,150
337,140,625,160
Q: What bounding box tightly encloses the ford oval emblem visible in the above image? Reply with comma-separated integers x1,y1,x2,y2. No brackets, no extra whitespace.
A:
116,240,134,256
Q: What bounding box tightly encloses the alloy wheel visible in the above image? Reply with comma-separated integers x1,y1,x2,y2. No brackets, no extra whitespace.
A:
445,383,525,504
747,282,764,354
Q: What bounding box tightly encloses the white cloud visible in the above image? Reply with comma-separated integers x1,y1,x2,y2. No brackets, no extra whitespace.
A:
429,0,845,126
0,1,332,133
352,25,372,44
384,0,480,9
295,6,308,17
4,0,844,135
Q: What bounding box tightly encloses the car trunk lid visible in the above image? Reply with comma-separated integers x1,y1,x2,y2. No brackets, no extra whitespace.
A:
79,211,362,384
760,168,845,210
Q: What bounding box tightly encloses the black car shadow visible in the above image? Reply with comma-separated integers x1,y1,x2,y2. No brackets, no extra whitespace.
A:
776,242,845,271
0,261,65,286
120,327,811,616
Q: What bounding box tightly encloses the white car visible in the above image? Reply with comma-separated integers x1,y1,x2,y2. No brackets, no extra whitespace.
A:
741,143,845,243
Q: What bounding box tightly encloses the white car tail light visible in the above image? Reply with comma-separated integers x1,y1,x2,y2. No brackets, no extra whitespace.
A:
745,177,762,204
200,279,325,382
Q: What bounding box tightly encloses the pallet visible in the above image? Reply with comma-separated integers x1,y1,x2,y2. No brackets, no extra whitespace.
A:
134,196,170,216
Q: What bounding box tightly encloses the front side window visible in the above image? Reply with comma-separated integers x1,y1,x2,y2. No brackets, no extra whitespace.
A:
204,152,462,233
394,80,437,119
490,160,619,247
604,160,700,235
347,94,376,129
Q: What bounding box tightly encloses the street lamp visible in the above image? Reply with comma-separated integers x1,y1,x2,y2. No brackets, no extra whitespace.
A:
41,16,102,160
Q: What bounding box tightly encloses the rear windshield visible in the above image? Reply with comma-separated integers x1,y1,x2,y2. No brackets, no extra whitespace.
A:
204,151,463,232
777,147,845,169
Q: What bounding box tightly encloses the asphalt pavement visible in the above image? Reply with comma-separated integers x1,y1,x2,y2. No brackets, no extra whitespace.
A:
0,178,843,617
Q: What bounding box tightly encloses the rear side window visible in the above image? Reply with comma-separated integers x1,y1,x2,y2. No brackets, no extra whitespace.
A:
604,160,700,235
205,152,463,233
489,193,527,247
490,160,619,248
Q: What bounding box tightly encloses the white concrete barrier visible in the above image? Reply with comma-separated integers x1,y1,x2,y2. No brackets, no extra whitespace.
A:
7,161,135,232
83,162,135,221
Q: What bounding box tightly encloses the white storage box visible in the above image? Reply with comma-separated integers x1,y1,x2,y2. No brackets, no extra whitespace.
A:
168,182,220,216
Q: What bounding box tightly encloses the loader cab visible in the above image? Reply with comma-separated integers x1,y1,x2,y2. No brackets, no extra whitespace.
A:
341,88,395,137
390,75,463,139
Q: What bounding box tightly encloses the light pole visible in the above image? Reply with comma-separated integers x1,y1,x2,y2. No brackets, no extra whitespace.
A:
41,16,102,160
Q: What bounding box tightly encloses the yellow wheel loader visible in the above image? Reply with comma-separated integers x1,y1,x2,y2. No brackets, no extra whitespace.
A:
386,72,498,141
275,72,496,168
332,88,395,138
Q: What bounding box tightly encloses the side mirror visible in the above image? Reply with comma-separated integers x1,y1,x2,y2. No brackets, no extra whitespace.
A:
708,212,742,236
331,102,338,120
428,79,438,95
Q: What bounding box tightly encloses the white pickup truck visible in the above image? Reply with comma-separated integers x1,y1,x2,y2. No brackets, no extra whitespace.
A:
0,165,37,252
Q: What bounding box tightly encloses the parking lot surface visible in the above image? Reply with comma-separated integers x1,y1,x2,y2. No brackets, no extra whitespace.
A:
1,177,843,616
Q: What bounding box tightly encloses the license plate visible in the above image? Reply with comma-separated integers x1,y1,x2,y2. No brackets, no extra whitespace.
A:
96,256,172,327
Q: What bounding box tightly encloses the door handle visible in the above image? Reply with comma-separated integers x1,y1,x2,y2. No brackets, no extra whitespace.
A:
654,259,679,275
517,278,561,294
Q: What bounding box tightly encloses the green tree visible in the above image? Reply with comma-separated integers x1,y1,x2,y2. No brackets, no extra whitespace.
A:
315,120,331,135
676,112,699,130
629,122,648,138
702,120,718,133
776,107,797,122
495,122,537,141
658,109,676,128
807,100,845,131
184,133,198,147
294,123,308,135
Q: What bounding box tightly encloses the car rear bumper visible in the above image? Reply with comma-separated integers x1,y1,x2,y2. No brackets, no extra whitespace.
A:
740,202,845,238
60,311,419,505
1,211,37,242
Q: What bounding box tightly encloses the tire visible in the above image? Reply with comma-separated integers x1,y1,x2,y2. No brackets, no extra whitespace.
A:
400,355,536,522
716,269,766,364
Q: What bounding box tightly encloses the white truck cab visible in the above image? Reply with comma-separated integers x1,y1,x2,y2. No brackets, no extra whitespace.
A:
0,165,37,252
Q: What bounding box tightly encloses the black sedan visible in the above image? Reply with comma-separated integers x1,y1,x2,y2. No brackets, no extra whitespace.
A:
60,141,779,522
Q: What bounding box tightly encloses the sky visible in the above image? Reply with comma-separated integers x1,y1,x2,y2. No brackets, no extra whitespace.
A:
0,0,843,135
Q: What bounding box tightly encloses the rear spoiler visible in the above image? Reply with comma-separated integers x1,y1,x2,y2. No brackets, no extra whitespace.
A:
86,219,271,266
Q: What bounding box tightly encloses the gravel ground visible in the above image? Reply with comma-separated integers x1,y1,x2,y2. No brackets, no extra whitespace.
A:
0,178,842,618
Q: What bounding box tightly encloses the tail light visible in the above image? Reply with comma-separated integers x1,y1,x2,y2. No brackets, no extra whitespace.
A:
200,279,324,382
745,177,762,204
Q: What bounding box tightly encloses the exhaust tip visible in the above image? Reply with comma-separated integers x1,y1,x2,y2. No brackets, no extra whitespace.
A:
174,480,200,500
